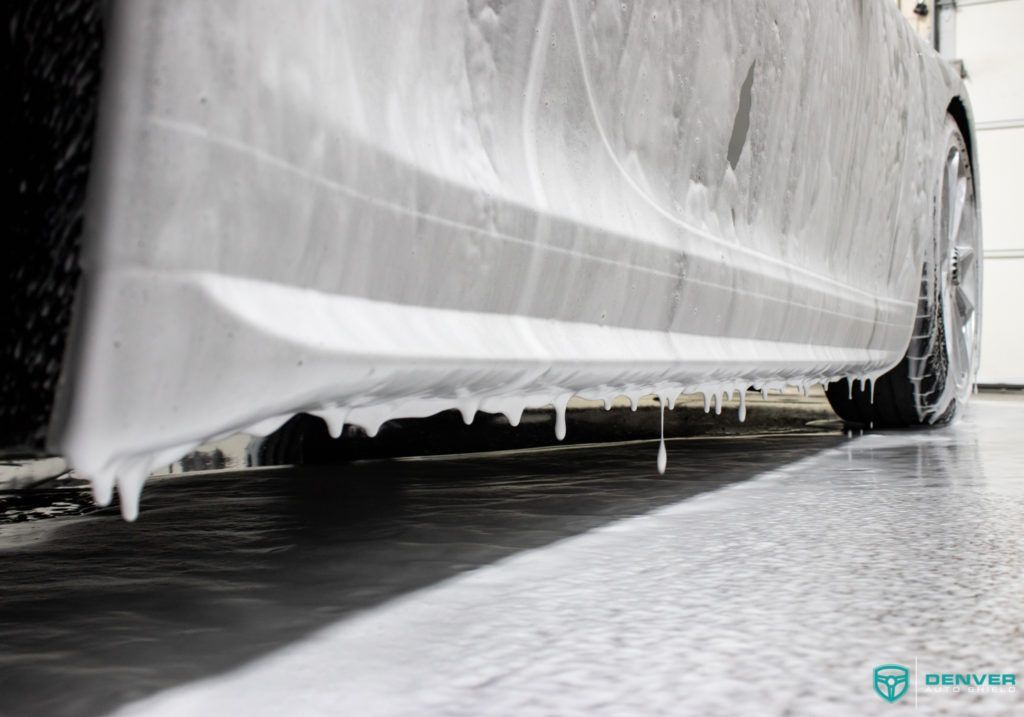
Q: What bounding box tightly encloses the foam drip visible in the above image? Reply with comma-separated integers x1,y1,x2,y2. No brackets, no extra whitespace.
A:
75,369,887,520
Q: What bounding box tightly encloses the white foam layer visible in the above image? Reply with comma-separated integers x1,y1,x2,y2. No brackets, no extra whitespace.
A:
59,0,967,518
62,270,890,520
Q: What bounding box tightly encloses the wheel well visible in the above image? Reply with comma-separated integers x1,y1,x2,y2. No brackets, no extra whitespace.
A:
947,97,974,170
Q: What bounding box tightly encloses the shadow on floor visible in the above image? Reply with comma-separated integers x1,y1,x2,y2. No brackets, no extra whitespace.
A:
255,397,836,465
0,432,841,716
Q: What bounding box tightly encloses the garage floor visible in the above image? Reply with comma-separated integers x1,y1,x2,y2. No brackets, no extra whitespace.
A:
1,394,1021,716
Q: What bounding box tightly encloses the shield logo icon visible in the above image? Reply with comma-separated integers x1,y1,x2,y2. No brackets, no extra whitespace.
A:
873,664,910,703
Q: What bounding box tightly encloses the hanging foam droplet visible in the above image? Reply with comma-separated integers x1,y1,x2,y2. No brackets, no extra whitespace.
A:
115,458,150,522
90,468,115,507
479,397,525,428
327,409,348,438
458,397,479,425
312,407,349,439
347,404,395,438
79,368,902,522
118,481,143,521
553,394,571,440
656,397,667,475
868,377,876,405
505,402,525,427
847,379,853,400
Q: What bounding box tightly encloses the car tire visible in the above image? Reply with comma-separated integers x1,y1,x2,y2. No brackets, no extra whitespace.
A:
826,116,981,427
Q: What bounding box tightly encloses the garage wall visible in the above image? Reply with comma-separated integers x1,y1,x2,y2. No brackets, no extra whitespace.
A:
958,0,1024,385
897,0,1023,385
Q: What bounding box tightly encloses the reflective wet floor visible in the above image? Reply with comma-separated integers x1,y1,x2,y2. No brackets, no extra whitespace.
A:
1,397,1021,716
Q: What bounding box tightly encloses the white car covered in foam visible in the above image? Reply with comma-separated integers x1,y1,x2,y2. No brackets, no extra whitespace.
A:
4,0,981,518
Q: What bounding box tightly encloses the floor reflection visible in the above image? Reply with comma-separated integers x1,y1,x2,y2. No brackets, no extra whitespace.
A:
1,433,838,716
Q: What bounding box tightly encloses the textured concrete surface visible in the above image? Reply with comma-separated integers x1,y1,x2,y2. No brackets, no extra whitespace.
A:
1,396,1021,716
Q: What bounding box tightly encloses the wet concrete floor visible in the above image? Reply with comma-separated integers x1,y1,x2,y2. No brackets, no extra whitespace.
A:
1,395,1021,716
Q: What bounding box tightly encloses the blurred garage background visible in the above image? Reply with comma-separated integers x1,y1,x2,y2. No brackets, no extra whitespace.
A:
897,0,1024,386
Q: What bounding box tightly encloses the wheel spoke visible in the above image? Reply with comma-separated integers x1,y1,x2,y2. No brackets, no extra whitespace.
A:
954,244,976,276
946,150,966,247
955,284,975,323
943,147,977,391
947,290,971,378
951,176,966,243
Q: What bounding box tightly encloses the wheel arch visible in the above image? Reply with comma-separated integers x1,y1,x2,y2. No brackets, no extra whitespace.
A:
947,96,976,175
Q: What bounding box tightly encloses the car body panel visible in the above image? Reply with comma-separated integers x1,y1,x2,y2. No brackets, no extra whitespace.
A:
54,0,973,515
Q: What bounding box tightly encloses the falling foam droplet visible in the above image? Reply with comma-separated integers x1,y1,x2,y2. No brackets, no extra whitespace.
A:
738,390,746,422
657,397,667,475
